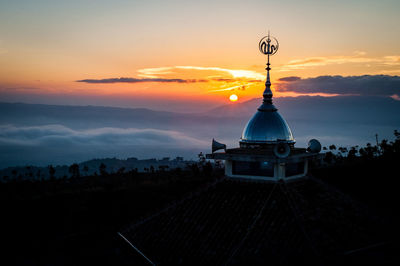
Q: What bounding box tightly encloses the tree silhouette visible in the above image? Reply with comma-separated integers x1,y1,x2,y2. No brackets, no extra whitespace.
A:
202,162,213,176
324,151,334,163
83,165,89,176
338,147,348,155
99,163,107,176
117,167,126,174
36,169,41,180
394,130,400,139
380,139,392,156
393,130,400,154
198,152,206,165
158,165,169,172
48,165,56,180
26,166,33,179
11,170,17,179
190,164,200,176
347,146,358,160
69,163,80,178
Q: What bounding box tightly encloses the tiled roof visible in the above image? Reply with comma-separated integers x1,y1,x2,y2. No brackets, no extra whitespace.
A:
121,178,384,265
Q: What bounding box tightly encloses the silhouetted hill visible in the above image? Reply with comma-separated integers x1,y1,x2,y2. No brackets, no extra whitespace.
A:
207,96,400,126
0,102,194,129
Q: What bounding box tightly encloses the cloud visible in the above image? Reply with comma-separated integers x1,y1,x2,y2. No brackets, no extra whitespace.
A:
208,85,247,93
0,124,210,167
209,78,238,82
76,77,207,84
390,94,400,101
78,66,265,85
383,56,400,66
0,124,208,147
137,66,265,81
278,52,400,72
278,76,301,82
137,67,174,78
174,66,265,80
276,75,400,97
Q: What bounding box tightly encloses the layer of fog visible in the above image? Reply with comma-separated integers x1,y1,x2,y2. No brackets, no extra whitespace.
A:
1,95,399,168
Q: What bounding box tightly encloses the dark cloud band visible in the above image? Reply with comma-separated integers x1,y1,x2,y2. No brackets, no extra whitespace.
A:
76,77,262,84
276,75,400,97
278,76,301,82
76,77,208,84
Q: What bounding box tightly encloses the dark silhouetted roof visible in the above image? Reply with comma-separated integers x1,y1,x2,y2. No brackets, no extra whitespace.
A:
121,178,385,265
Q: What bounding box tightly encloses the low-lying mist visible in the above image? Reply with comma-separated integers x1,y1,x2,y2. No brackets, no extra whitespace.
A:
1,95,399,168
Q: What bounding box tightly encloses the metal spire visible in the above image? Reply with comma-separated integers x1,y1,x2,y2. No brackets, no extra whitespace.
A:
259,31,279,105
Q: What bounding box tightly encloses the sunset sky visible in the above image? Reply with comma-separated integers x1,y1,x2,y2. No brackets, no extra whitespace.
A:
1,0,400,111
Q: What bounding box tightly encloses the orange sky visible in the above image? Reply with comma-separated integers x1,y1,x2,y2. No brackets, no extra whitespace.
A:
1,0,400,109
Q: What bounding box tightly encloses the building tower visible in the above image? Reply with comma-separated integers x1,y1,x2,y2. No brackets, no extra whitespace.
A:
207,32,322,181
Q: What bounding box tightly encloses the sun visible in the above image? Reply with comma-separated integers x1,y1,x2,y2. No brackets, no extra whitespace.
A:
229,94,238,102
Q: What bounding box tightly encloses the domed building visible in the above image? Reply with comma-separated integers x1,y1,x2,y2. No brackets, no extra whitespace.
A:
207,33,321,181
119,33,388,265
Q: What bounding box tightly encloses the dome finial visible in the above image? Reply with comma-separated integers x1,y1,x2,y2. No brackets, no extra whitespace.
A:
240,33,294,147
259,32,279,104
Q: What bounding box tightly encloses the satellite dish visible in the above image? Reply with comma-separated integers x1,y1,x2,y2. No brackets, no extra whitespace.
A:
307,139,321,153
273,142,290,158
212,139,227,153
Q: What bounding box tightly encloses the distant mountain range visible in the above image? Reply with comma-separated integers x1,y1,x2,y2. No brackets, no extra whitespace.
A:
207,95,400,125
3,95,399,128
1,96,399,169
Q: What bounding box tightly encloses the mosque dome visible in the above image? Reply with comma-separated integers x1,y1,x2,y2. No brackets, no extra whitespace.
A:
240,103,295,145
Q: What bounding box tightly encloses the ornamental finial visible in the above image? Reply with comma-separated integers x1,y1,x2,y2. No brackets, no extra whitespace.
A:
259,32,279,103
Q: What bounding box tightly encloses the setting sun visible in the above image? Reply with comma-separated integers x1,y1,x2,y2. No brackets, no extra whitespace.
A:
229,94,238,102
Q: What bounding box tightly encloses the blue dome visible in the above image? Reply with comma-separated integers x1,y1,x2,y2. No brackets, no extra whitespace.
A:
240,105,295,144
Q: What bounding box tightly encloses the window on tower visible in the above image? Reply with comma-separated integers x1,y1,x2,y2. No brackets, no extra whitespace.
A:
232,161,274,177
